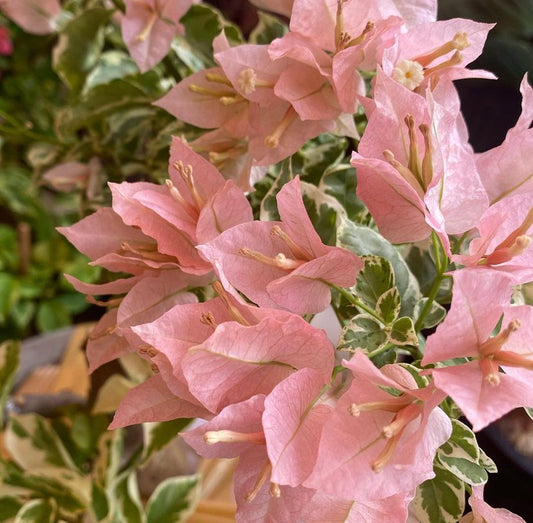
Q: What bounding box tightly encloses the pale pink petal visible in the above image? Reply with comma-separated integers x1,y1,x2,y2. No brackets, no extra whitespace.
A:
462,485,527,523
168,136,226,203
0,0,60,34
181,395,266,459
109,182,210,272
432,361,533,432
188,129,254,191
63,274,141,298
351,154,430,243
196,180,253,244
307,400,450,500
57,207,151,263
86,308,132,372
154,67,249,132
276,177,329,257
182,316,334,412
197,220,292,310
233,449,315,523
109,374,210,429
249,103,332,166
267,249,362,314
453,192,533,282
42,162,91,192
384,19,494,81
302,492,410,523
423,270,513,365
116,270,202,329
122,0,191,72
263,368,332,486
132,298,233,390
511,74,533,137
215,40,287,107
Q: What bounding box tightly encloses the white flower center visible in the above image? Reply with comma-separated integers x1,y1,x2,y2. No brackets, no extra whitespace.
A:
392,60,425,90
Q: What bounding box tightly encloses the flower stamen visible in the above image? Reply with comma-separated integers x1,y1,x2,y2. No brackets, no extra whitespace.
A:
212,281,251,326
264,107,297,148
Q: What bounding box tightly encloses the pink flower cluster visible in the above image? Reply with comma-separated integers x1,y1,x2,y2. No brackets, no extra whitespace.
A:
55,0,533,521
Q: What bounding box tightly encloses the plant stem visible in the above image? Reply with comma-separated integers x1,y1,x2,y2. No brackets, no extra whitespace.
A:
415,232,449,331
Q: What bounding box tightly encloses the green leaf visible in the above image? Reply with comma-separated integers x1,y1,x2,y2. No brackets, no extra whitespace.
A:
292,134,348,186
258,166,292,221
94,428,124,488
411,460,465,523
36,299,72,333
338,314,388,354
415,298,447,329
170,37,205,73
142,419,191,464
55,77,153,137
0,226,19,271
180,4,243,66
320,164,365,222
9,301,36,331
478,448,498,474
389,317,418,346
249,11,288,44
146,475,200,523
4,467,90,515
0,274,20,324
337,219,420,317
5,413,78,471
91,483,110,522
301,182,343,246
0,341,19,426
356,256,395,310
83,51,139,94
0,496,22,522
107,472,145,523
53,8,111,93
14,499,56,523
376,287,401,325
437,419,489,486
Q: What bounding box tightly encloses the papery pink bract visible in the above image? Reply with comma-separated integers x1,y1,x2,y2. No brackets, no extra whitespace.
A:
85,308,133,372
424,270,533,431
155,66,250,135
0,0,60,34
132,286,313,397
181,316,334,412
122,0,192,72
263,368,332,487
182,395,266,459
109,374,211,429
233,449,315,523
42,159,102,198
199,176,362,314
459,486,526,523
351,68,487,245
301,491,410,523
452,192,533,283
382,18,495,92
422,270,513,364
307,351,451,500
476,74,533,204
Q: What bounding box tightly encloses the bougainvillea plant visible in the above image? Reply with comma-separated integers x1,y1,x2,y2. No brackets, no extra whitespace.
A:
2,0,532,521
